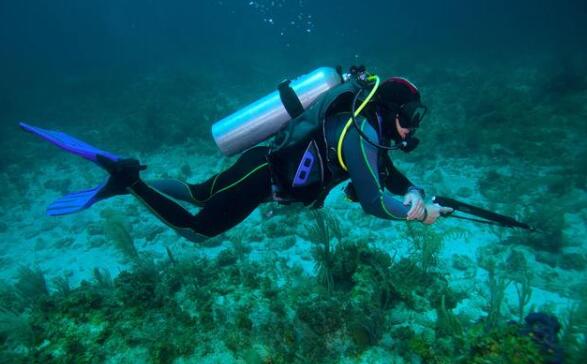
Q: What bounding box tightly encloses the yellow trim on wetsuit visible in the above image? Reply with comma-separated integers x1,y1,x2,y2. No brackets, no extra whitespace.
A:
129,187,186,230
171,163,268,205
175,180,201,204
358,119,381,187
207,162,269,199
209,174,219,196
336,75,380,172
357,120,403,220
130,162,269,230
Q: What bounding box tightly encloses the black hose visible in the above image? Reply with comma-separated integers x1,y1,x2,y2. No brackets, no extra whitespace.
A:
350,88,401,151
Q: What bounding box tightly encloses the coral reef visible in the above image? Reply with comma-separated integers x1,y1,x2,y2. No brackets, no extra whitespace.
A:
0,226,482,363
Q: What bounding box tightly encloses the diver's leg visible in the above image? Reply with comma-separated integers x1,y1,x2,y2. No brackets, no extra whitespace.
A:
147,146,270,208
184,146,274,206
129,147,272,242
182,149,273,237
147,180,203,206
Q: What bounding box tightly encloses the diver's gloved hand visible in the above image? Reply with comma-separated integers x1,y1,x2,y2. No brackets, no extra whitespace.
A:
420,203,454,225
404,190,425,221
96,155,147,191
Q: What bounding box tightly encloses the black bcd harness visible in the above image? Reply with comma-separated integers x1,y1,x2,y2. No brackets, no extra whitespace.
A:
268,78,368,207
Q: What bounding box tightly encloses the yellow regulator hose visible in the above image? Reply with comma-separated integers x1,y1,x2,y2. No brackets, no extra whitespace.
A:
337,75,380,171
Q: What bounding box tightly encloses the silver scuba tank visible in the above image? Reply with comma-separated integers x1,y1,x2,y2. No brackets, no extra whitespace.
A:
211,67,342,156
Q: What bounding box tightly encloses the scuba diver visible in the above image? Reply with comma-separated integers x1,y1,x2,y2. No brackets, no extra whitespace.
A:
21,66,453,243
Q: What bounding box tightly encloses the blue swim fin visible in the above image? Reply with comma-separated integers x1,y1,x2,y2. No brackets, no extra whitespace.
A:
47,182,110,216
19,122,120,163
20,122,125,216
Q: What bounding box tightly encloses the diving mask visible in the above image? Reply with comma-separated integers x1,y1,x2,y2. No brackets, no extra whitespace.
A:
398,101,428,130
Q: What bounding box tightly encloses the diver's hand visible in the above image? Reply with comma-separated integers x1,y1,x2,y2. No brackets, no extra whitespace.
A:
404,191,425,221
420,203,454,225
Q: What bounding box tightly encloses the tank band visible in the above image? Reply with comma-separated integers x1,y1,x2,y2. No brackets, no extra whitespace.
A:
278,79,305,119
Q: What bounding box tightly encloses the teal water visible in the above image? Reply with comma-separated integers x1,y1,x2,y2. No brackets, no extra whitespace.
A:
0,1,586,363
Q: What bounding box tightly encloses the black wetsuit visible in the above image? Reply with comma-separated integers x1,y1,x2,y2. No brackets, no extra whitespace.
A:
129,112,421,243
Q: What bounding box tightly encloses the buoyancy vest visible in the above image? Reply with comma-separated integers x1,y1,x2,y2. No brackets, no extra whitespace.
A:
267,79,369,206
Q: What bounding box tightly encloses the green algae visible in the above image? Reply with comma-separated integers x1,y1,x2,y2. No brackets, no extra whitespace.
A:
0,220,572,364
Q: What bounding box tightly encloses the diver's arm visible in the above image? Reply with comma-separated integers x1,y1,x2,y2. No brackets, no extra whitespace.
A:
379,155,426,220
380,154,424,197
343,119,409,220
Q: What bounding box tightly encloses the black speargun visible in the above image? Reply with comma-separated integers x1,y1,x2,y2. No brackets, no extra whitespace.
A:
433,196,536,232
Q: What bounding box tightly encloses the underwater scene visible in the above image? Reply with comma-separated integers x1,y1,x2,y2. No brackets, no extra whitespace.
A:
1,1,586,363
